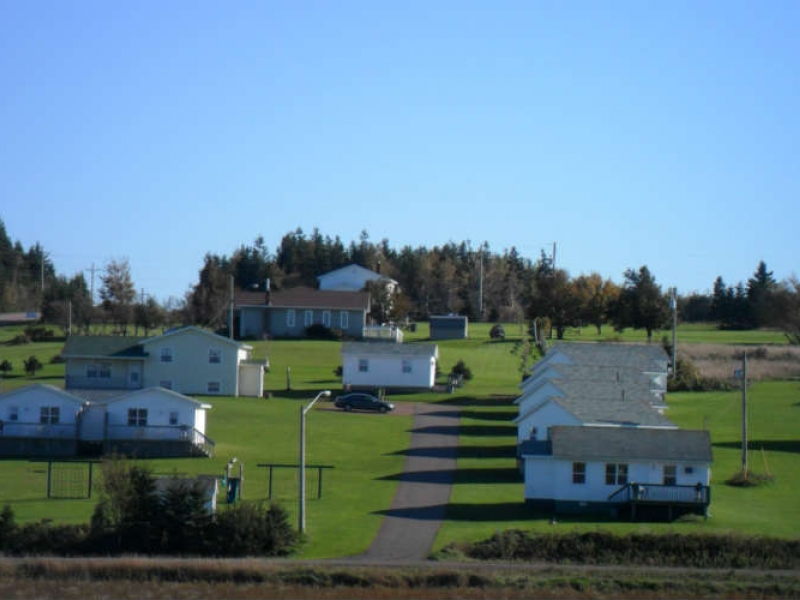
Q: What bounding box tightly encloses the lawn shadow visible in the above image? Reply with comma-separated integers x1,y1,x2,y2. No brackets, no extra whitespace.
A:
459,409,516,422
373,502,535,522
713,440,800,455
266,389,339,400
388,444,517,459
378,467,520,484
436,395,517,408
410,424,516,437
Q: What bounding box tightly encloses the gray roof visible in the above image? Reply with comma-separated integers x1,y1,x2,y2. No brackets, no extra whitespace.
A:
548,364,662,387
342,341,438,358
548,342,669,371
61,335,148,359
521,425,712,463
539,378,654,404
552,397,675,428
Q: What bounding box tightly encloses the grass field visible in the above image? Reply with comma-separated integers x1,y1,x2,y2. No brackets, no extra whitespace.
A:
0,321,798,559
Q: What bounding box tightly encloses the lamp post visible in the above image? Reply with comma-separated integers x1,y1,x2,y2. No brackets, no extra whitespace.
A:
669,287,677,378
299,390,331,533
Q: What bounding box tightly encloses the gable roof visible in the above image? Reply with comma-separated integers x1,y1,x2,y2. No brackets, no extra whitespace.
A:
269,287,370,310
342,341,438,359
515,394,675,428
0,383,85,405
518,378,654,407
234,290,269,307
521,425,712,463
317,264,396,285
140,325,247,349
105,386,212,409
61,335,148,359
544,342,669,371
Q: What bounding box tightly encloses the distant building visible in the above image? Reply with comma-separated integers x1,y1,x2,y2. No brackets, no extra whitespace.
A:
429,315,468,340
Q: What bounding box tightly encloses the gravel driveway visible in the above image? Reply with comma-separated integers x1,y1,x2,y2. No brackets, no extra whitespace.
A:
358,402,460,561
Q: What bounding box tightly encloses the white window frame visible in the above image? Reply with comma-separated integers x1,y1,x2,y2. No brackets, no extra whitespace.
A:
322,310,331,328
663,464,677,486
286,309,296,328
160,347,173,363
358,359,369,373
86,364,98,378
304,310,314,327
572,462,586,484
340,311,349,329
207,381,221,393
605,463,629,485
208,348,222,364
40,406,60,425
99,363,111,378
401,359,412,373
127,408,147,427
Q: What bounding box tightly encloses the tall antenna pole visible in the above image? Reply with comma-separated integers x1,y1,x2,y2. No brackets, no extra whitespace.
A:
552,242,557,271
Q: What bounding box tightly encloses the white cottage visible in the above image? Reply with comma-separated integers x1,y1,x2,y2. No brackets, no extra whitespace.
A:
0,384,84,452
521,425,712,519
102,387,211,450
342,342,438,390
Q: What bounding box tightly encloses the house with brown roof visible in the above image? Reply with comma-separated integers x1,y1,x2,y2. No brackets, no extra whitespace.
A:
236,286,371,339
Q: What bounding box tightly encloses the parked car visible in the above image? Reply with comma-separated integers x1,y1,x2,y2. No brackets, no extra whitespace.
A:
334,393,394,413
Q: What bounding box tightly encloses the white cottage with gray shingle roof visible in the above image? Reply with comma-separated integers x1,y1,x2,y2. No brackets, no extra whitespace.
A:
341,342,438,390
520,425,712,518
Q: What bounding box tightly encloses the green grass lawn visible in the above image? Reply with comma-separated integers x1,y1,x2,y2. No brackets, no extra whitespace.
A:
0,321,798,558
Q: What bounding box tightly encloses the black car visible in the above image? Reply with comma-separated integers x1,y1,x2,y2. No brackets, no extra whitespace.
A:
334,393,395,413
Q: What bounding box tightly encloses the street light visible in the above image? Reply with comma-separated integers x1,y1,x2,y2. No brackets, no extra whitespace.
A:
299,390,331,533
669,287,677,378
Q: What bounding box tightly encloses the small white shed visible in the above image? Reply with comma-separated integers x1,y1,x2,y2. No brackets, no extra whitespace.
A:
341,342,438,390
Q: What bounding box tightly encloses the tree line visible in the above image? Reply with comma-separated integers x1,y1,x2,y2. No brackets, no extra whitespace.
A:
2,217,798,343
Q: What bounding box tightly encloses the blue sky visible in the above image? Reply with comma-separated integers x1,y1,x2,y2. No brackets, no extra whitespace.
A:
1,1,798,303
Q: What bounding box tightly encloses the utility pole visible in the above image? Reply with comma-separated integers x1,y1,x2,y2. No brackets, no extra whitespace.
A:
552,241,557,272
740,352,748,474
67,300,72,337
670,287,677,377
478,242,486,320
228,275,234,339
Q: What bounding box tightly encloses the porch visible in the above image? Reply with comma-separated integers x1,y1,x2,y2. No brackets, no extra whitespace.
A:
608,482,711,520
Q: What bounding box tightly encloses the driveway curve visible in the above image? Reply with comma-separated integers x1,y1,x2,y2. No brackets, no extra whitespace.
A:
359,402,460,561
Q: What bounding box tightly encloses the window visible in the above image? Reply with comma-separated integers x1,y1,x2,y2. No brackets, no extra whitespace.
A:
169,411,179,426
322,310,331,328
401,360,412,373
207,381,221,393
684,466,694,475
130,371,139,383
572,462,586,484
358,359,369,373
208,348,222,364
86,364,98,378
304,310,314,327
605,463,629,485
663,465,677,486
286,309,296,328
8,406,18,422
160,347,173,363
127,408,147,427
99,364,111,378
159,380,172,390
40,406,60,425
340,311,349,329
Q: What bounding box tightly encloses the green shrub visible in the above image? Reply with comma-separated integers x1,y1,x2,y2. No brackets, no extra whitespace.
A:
212,503,297,557
450,359,473,381
304,324,341,340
